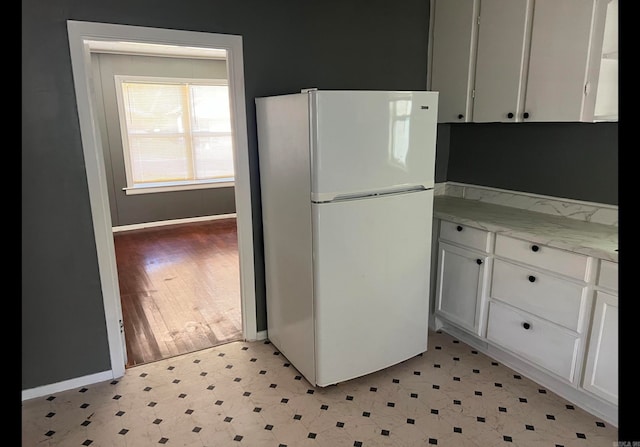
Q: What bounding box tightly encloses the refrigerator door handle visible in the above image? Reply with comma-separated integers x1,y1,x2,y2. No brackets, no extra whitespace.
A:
312,185,429,203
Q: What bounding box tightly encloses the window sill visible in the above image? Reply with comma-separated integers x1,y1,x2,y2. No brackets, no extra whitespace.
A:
123,180,235,195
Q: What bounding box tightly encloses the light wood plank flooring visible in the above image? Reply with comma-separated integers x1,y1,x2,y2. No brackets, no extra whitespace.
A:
113,218,242,368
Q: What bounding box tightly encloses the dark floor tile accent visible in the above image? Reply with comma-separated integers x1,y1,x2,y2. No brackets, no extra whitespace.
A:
503,435,512,442
119,429,129,435
453,400,461,405
454,427,462,433
81,420,91,427
410,393,418,398
354,442,363,447
407,418,415,424
526,425,534,431
321,405,329,410
362,412,371,417
308,433,317,439
265,425,273,430
454,377,461,381
387,402,395,407
346,395,354,401
281,398,289,403
337,422,345,428
596,422,606,427
475,391,482,396
294,414,302,420
370,387,377,392
159,438,168,444
428,438,438,444
243,392,251,396
192,427,201,433
270,384,277,388
153,418,162,424
381,429,390,436
45,431,55,437
82,440,92,446
519,398,528,403
577,433,586,439
393,379,400,383
477,417,485,423
46,412,55,418
566,405,575,410
538,389,547,394
431,409,439,414
499,407,507,412
233,435,243,441
224,417,233,422
547,414,556,420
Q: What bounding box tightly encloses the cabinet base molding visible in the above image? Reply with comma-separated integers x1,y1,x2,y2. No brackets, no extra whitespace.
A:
435,321,617,427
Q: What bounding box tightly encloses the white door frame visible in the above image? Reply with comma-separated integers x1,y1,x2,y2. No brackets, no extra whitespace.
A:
67,20,257,379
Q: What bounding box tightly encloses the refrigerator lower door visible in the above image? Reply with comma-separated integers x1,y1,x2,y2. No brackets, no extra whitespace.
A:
312,189,433,386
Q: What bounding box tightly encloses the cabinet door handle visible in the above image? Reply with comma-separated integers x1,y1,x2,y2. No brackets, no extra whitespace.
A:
457,114,464,120
456,225,463,232
531,245,539,252
522,322,531,330
528,275,536,283
476,259,483,265
507,112,514,119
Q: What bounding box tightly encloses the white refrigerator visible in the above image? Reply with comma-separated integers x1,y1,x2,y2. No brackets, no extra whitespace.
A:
256,89,438,387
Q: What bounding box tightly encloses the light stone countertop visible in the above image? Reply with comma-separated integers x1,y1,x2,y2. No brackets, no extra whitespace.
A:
434,195,618,263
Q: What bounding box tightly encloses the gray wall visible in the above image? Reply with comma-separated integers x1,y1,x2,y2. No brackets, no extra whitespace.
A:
93,53,235,226
446,122,618,205
22,0,617,391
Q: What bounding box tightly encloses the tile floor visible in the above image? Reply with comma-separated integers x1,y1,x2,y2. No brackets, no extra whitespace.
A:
22,330,618,446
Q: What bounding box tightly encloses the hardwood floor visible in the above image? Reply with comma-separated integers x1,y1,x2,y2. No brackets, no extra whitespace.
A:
113,218,242,368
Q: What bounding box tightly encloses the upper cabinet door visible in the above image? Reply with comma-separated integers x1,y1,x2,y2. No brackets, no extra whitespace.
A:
472,0,532,123
428,0,478,123
525,0,609,122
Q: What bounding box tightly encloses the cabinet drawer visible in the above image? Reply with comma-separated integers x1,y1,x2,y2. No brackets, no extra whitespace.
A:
597,260,618,292
494,234,589,280
440,220,491,252
486,301,580,382
491,259,587,332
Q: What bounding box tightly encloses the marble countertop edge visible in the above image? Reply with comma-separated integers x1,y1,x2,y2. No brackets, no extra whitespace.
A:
433,196,618,263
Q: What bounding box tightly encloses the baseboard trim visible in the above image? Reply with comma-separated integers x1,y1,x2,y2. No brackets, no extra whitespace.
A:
22,370,114,402
112,213,237,233
254,330,268,341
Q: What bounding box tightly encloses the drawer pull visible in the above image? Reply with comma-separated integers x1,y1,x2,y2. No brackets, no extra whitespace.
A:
531,245,539,252
456,225,463,232
476,259,483,265
522,322,531,330
528,275,536,283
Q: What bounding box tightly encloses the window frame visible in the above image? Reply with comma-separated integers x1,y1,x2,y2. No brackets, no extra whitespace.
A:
114,74,235,195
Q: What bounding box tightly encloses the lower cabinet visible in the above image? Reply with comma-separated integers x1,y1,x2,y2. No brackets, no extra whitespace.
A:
435,241,490,336
581,258,618,406
433,219,618,425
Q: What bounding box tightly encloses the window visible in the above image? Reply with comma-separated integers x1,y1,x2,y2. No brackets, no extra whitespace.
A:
115,75,235,194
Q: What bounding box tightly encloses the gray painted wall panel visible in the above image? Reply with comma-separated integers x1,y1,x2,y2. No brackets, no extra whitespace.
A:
22,0,617,391
447,122,618,205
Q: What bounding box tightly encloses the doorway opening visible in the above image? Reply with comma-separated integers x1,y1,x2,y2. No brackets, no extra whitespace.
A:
67,21,257,379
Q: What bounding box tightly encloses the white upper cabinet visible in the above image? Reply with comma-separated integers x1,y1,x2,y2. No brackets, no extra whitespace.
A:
427,0,618,123
427,0,478,123
472,0,532,123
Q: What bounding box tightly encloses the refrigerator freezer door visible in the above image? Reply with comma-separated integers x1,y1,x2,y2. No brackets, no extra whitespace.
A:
311,189,433,386
310,90,438,202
